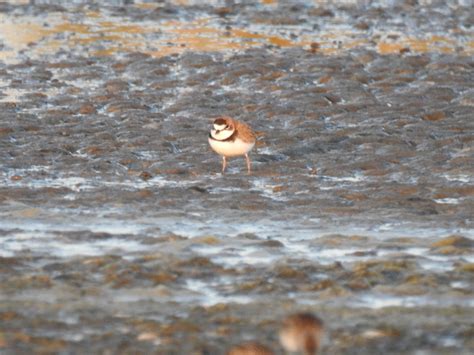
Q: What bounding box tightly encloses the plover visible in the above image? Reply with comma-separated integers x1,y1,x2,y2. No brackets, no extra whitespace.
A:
227,341,274,355
208,116,256,174
279,313,324,355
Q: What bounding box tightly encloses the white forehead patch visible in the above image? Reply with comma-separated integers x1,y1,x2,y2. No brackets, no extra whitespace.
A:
213,123,228,130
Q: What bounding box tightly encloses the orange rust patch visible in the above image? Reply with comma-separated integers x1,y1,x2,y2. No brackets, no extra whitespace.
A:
378,42,404,54
423,111,447,121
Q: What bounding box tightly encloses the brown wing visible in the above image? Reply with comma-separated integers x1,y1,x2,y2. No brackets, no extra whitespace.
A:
234,119,256,143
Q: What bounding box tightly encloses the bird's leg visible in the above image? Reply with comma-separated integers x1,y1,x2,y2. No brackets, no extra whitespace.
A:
245,154,251,175
221,156,227,174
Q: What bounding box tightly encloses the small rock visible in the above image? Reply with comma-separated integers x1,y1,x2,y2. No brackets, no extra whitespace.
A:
258,240,284,248
139,171,153,181
137,332,159,342
431,235,474,249
78,103,96,115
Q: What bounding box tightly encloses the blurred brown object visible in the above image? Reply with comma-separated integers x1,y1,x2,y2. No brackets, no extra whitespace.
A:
279,313,324,355
228,341,274,355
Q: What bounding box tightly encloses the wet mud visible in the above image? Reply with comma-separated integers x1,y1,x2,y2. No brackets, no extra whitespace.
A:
0,1,473,354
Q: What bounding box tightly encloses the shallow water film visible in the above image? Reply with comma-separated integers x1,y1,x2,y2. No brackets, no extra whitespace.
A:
1,0,473,354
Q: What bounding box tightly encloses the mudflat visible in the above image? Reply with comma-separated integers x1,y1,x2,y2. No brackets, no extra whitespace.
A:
0,1,473,354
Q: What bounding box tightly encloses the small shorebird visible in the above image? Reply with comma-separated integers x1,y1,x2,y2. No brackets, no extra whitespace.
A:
279,313,324,355
208,116,256,174
227,341,274,355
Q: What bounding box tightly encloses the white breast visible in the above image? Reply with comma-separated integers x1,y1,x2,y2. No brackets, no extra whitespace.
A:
208,137,255,157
